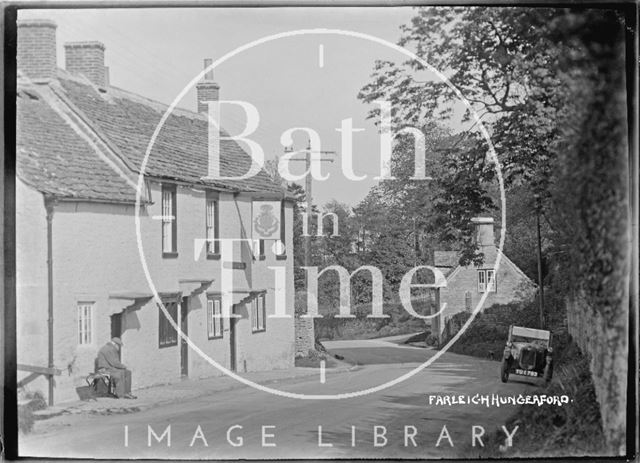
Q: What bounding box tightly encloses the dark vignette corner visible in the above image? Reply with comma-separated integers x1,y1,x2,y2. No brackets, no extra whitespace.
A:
2,3,18,461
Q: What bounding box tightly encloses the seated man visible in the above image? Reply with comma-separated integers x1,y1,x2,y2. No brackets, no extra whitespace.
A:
96,337,136,399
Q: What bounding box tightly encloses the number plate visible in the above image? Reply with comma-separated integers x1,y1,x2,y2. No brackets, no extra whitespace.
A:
515,369,538,377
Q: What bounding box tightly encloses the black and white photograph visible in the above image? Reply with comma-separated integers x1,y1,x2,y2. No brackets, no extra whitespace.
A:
1,2,637,460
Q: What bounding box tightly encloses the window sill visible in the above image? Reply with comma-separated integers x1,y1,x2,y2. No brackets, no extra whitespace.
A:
275,254,287,261
162,252,179,259
207,334,224,340
253,255,266,261
252,328,266,334
206,253,221,260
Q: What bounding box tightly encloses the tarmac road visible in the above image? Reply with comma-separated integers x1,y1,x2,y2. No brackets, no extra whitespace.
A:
19,341,541,459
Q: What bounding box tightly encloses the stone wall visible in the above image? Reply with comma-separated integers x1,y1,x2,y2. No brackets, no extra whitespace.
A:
566,292,628,454
294,316,315,357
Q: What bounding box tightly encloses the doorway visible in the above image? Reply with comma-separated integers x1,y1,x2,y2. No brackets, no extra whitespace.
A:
110,312,123,361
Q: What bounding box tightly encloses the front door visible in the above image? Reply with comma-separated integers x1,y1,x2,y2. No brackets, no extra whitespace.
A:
180,297,189,377
110,313,123,361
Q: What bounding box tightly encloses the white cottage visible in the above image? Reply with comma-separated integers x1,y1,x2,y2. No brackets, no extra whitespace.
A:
16,19,296,404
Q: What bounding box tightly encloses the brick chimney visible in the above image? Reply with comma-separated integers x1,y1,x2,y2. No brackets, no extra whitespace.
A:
471,217,495,247
64,41,108,87
196,58,219,113
17,19,58,81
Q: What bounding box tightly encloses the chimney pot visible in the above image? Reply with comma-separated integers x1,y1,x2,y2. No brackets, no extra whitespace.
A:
17,19,58,81
64,41,107,87
196,58,219,113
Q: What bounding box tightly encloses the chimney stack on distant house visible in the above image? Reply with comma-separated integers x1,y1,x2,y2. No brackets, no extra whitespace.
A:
471,217,495,247
196,58,219,113
17,19,58,81
64,41,109,87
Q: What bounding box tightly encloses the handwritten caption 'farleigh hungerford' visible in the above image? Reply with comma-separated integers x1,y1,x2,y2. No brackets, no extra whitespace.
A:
428,394,572,407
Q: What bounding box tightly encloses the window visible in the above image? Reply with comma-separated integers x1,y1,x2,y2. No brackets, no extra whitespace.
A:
77,302,94,345
251,294,266,332
207,297,223,339
477,270,497,293
206,192,219,256
159,298,178,348
477,270,485,292
486,269,497,292
162,185,177,256
464,291,472,311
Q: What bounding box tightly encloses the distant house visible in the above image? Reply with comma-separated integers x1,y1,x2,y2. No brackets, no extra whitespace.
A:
433,217,536,337
16,19,296,404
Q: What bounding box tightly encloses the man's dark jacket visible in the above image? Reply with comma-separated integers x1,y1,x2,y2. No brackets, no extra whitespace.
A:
96,343,126,370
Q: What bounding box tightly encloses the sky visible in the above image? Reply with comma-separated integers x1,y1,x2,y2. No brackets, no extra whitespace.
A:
20,7,424,207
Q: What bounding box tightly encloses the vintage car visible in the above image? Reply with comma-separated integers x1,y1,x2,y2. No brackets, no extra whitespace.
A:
500,325,553,384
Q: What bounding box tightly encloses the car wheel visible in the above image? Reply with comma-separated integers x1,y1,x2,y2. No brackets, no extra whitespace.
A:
500,360,509,383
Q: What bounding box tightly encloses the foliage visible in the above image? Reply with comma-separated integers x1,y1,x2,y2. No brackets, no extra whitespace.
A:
315,298,433,340
281,9,629,392
356,7,629,345
445,301,547,358
544,9,629,322
356,7,594,270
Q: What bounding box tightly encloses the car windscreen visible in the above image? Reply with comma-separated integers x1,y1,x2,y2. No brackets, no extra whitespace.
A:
511,335,548,347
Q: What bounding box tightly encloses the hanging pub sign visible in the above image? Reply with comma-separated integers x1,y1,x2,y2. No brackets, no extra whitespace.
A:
251,200,281,239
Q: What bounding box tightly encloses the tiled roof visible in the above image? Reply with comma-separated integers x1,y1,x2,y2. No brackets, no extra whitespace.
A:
16,86,137,202
56,72,287,196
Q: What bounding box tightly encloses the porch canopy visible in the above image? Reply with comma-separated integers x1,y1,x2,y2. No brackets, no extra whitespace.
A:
179,278,214,298
108,291,154,314
108,278,214,314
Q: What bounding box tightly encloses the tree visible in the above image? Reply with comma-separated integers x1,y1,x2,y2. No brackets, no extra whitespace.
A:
358,7,582,265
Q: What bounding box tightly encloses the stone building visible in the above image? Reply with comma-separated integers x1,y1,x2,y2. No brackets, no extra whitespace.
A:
433,217,536,337
16,19,296,404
